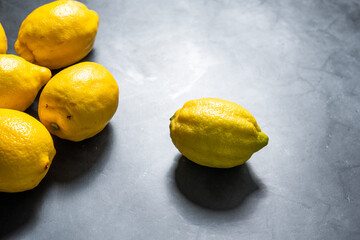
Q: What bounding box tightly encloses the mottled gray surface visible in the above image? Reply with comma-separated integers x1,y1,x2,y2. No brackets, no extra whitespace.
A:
1,0,360,239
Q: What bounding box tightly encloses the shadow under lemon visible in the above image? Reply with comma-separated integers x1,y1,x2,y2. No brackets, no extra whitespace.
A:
0,117,113,239
26,94,114,183
47,123,114,183
174,155,262,210
0,179,48,239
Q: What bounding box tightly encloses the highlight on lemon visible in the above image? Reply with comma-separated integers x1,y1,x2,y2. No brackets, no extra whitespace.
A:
170,98,269,168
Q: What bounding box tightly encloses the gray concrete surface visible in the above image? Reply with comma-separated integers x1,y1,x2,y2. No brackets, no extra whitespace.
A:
1,0,360,239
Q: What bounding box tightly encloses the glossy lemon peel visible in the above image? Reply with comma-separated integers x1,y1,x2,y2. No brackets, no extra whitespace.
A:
0,109,56,193
39,62,119,142
15,0,99,69
170,98,269,168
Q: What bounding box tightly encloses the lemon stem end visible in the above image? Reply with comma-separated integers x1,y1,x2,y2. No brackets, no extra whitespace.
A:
50,123,60,131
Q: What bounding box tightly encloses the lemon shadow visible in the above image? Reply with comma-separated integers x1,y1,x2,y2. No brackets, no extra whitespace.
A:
47,48,96,77
173,155,262,210
47,123,113,183
81,48,97,62
0,124,113,238
0,179,49,239
24,79,114,184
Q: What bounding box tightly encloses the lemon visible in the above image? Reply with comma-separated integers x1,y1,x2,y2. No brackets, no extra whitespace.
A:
0,109,56,193
170,98,269,168
0,23,7,54
0,54,52,111
15,0,99,69
38,62,119,142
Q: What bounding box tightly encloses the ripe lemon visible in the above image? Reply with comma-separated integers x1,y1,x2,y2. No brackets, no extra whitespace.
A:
0,109,56,193
0,54,51,111
0,23,7,54
38,62,119,142
15,0,99,69
170,98,269,168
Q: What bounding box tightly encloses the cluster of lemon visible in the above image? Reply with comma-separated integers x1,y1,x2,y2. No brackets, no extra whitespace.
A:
0,0,118,193
0,0,269,194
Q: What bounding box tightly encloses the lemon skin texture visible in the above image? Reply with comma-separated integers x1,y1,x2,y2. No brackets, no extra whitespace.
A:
0,23,7,54
15,0,99,69
38,62,119,142
0,109,56,193
170,98,269,168
0,54,52,111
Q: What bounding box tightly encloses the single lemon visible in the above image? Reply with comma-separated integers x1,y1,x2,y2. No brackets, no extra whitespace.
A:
0,23,7,54
15,0,99,69
38,62,119,142
0,54,52,111
170,98,269,168
0,109,56,193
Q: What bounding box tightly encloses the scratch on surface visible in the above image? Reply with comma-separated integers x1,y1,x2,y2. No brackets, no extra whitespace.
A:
296,75,319,94
125,68,145,85
169,41,216,99
319,204,332,224
346,194,351,203
170,72,205,99
341,164,360,170
325,17,340,31
269,191,312,210
295,55,341,77
320,52,337,71
336,169,352,204
133,168,149,185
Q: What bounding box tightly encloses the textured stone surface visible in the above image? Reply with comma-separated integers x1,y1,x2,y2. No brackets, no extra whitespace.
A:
0,0,360,239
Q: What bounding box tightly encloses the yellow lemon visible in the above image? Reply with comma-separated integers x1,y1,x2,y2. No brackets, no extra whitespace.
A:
15,0,99,69
0,23,7,54
0,109,56,193
170,98,269,168
38,62,119,142
0,54,51,111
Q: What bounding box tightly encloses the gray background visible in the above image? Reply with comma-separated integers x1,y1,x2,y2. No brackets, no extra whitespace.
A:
1,0,360,239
